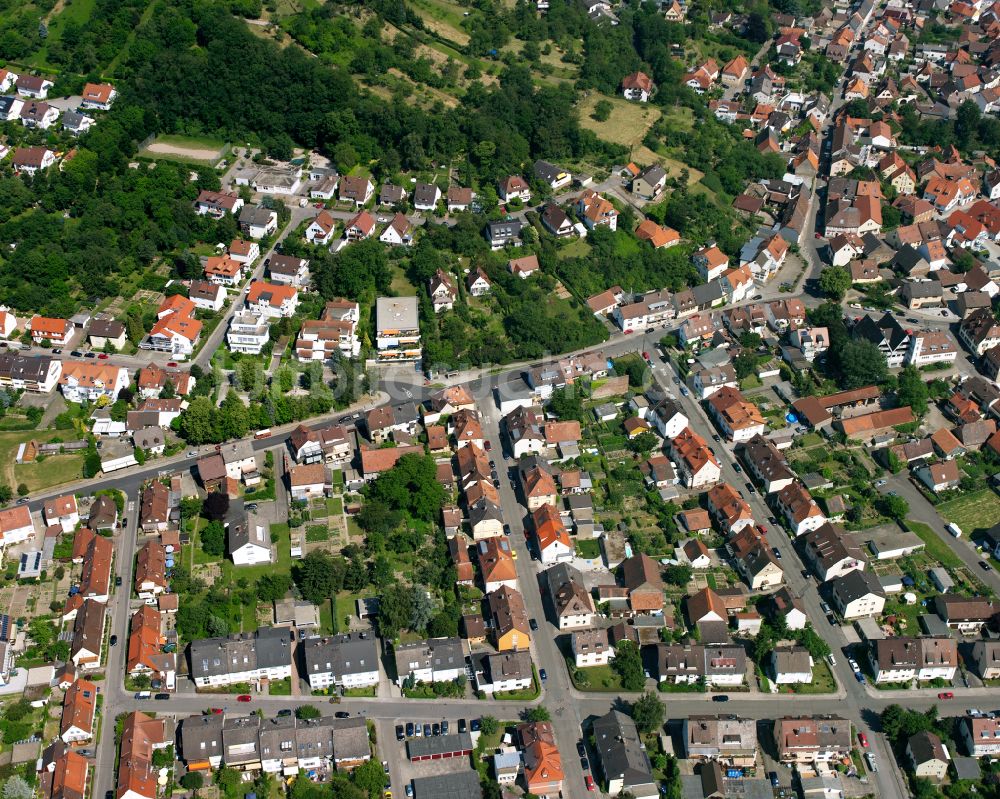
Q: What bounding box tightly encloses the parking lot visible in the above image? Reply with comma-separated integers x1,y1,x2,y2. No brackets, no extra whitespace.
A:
379,715,482,798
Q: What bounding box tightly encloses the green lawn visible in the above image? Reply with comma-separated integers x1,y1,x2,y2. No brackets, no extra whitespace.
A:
268,677,292,696
575,539,601,559
779,660,837,694
571,664,623,692
218,522,292,584
328,496,343,515
937,489,1000,537
905,520,964,570
556,238,592,261
343,686,376,697
318,599,336,634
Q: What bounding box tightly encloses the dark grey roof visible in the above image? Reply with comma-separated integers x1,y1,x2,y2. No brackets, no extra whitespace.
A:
393,637,465,679
485,650,532,683
831,569,885,605
0,353,53,382
412,771,482,799
330,716,369,761
406,732,474,760
593,709,656,791
239,206,275,226
61,110,90,130
295,716,334,761
302,633,378,679
268,254,308,276
222,715,262,765
534,160,563,182
180,714,224,762
486,220,522,237
189,627,290,679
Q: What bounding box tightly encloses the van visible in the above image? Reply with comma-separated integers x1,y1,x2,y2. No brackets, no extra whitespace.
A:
253,429,272,440
135,691,151,700
947,522,962,538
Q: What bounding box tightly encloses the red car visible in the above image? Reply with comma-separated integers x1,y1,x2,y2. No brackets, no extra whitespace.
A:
237,695,252,703
211,708,223,714
938,692,954,700
858,732,868,748
167,362,177,367
97,353,109,359
484,440,492,451
585,775,595,792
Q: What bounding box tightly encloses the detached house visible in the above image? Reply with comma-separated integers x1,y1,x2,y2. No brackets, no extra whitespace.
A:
622,71,656,101
707,386,766,442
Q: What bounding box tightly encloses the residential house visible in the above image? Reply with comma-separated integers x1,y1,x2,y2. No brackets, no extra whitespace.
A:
116,713,167,799
622,71,656,101
684,715,758,766
738,434,794,494
907,731,949,782
544,563,596,629
801,523,868,580
531,503,573,565
393,637,466,687
60,678,97,743
487,586,531,652
830,569,886,618
301,634,379,691
592,711,658,799
707,483,754,534
667,427,721,488
773,716,852,765
188,627,293,688
769,647,814,684
775,481,826,536
238,207,278,239
338,176,374,207
706,386,766,442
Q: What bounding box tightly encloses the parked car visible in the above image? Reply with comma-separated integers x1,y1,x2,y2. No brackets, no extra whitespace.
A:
395,725,405,740
732,463,742,472
98,353,109,359
424,724,432,737
540,669,547,681
405,722,414,737
458,719,467,733
980,560,993,571
745,482,756,495
529,618,539,631
154,694,170,701
712,695,729,702
581,757,589,771
585,776,596,792
938,692,954,700
858,732,868,748
471,718,481,732
577,742,587,757
115,576,122,586
237,695,252,702
109,635,118,647
820,601,831,613
335,711,350,718
769,772,779,788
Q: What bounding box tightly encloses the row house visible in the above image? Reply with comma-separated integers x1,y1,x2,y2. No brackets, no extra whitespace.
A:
393,637,466,687
127,605,176,690
773,716,852,765
302,633,379,691
188,627,293,688
60,362,130,404
706,483,754,535
667,427,721,488
655,643,747,687
116,713,168,799
868,637,957,684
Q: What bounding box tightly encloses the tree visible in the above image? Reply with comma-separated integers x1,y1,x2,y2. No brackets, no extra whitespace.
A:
526,706,551,722
350,758,386,797
838,340,888,389
733,351,758,380
2,778,33,799
180,773,204,791
201,521,225,557
548,387,585,421
294,550,344,603
479,716,500,736
896,366,929,417
819,266,852,300
592,100,613,121
216,767,242,799
627,432,659,454
256,573,292,602
612,639,646,691
203,491,230,521
663,564,692,587
0,484,12,505
296,705,321,720
631,691,665,733
881,494,909,520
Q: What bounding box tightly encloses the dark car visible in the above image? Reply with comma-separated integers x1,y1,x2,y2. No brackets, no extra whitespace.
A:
109,635,118,647
732,462,742,473
827,614,837,626
577,741,587,758
712,434,721,442
71,351,83,357
424,724,432,737
745,482,756,495
529,618,539,631
154,693,170,700
801,569,810,579
712,695,729,702
335,712,351,719
769,772,779,788
772,547,782,559
471,718,481,732
107,791,115,799
540,668,547,681
52,348,62,354
405,722,414,737
980,560,993,572
458,719,467,733
84,352,96,358
278,709,292,717
115,576,122,586
396,725,405,740
581,757,590,771
432,723,440,736
768,516,778,525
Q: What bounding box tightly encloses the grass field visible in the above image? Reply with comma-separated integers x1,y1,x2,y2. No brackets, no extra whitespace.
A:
408,0,470,46
579,93,662,152
140,134,228,164
936,489,1000,538
905,520,964,570
0,431,85,493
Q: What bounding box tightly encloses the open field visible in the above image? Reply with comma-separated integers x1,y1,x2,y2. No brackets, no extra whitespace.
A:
579,93,662,151
408,0,470,46
0,431,85,492
936,489,1000,538
140,134,228,164
905,519,964,570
